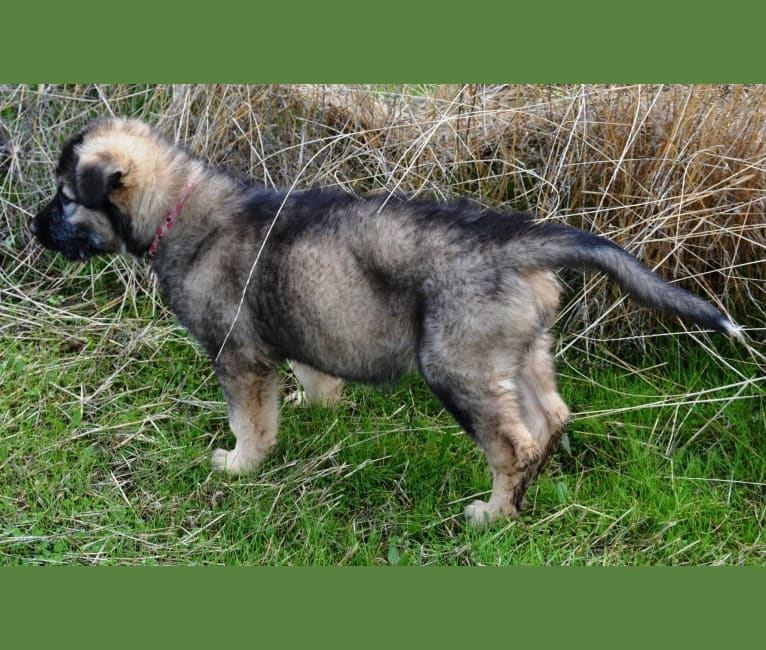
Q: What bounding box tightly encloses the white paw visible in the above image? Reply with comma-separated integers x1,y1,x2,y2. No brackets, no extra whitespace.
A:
211,448,259,475
464,499,519,528
464,500,494,528
284,389,306,407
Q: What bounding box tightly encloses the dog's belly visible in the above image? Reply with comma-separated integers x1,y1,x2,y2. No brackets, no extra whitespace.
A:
272,286,419,382
306,336,418,384
282,302,420,383
269,243,421,382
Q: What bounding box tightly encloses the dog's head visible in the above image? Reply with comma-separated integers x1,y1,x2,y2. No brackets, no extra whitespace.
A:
30,118,177,260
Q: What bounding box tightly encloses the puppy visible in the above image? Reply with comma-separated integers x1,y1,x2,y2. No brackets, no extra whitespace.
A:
30,118,740,526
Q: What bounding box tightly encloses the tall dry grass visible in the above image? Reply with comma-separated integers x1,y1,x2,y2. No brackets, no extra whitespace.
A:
1,84,764,352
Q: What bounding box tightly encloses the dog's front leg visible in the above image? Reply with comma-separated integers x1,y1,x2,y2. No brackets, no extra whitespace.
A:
211,365,280,475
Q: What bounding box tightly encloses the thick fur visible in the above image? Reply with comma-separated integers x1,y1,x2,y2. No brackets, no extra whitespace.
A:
30,118,740,527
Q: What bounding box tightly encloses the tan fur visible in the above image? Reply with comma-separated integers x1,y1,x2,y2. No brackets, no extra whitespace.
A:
211,370,280,475
74,119,207,248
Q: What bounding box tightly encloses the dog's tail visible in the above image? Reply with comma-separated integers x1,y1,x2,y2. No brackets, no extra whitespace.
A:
520,222,742,338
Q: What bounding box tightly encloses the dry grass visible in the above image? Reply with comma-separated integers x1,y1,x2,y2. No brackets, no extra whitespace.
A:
1,84,764,565
5,84,765,329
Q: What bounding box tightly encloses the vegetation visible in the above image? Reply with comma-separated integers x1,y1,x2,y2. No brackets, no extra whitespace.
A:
1,84,763,564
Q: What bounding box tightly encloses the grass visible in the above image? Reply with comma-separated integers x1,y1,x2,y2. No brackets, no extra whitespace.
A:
1,257,762,565
1,84,765,564
1,328,763,565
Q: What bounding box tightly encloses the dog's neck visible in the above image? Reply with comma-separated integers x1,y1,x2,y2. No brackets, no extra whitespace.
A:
147,181,194,257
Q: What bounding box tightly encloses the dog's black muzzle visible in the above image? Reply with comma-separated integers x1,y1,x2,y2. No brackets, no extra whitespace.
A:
30,192,105,261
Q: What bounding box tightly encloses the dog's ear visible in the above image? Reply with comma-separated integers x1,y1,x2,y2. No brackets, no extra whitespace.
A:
77,163,123,209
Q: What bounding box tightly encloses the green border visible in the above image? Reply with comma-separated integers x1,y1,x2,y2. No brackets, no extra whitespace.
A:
3,1,764,644
3,2,766,81
2,568,764,645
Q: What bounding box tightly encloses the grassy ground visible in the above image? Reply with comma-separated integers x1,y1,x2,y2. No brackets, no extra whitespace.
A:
1,257,762,565
1,84,764,564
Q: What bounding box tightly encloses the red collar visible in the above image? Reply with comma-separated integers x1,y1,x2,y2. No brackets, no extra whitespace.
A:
148,182,194,257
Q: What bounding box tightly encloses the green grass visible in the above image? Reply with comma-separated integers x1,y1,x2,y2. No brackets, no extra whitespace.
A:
1,264,762,565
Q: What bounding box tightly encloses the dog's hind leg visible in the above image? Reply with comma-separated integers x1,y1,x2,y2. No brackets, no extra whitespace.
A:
425,366,543,527
418,319,544,526
511,332,570,512
527,331,570,464
288,361,344,407
418,272,567,527
461,379,545,527
211,365,280,475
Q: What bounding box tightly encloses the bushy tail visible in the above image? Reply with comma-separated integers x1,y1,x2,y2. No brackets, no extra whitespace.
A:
521,222,742,338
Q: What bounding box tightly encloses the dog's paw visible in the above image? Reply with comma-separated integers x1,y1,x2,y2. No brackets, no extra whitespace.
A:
211,448,260,475
464,500,495,528
464,499,517,528
285,387,350,408
284,389,306,407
